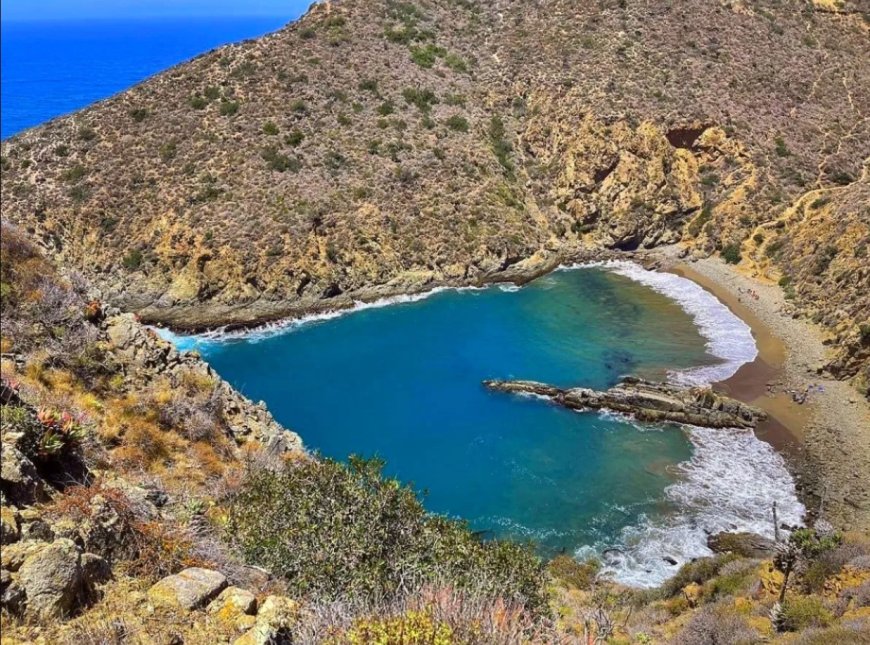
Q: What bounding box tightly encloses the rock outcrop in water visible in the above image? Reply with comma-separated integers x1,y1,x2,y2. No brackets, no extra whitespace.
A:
483,376,765,429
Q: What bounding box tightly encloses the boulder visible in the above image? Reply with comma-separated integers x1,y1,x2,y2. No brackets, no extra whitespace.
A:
208,586,257,617
1,505,20,544
1,445,49,506
708,532,777,558
17,538,82,619
2,540,49,571
1,569,25,614
148,567,227,611
233,595,297,645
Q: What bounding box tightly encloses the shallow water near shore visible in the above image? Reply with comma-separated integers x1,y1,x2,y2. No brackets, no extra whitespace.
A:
165,266,804,586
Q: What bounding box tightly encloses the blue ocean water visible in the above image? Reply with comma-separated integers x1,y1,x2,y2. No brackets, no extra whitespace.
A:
0,16,296,139
169,266,806,586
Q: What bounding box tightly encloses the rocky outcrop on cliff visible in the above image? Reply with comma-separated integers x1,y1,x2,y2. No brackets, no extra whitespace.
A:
104,314,301,452
484,376,766,429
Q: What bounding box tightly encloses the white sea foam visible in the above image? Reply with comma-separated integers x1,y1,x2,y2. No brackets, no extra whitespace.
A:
562,260,757,385
153,285,483,350
591,425,805,588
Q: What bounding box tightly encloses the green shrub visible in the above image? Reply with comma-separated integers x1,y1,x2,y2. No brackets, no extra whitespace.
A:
778,275,791,287
284,129,304,146
129,108,150,123
720,243,742,264
445,115,469,133
687,203,712,237
261,146,299,173
204,86,221,100
774,136,791,157
488,115,514,174
402,87,438,112
189,94,208,110
325,150,346,170
410,44,445,68
77,126,97,142
444,52,468,72
659,554,739,598
377,100,395,116
548,555,600,590
263,121,279,135
226,456,546,609
68,185,89,202
701,172,720,187
62,164,87,183
776,596,832,632
219,100,240,116
358,78,379,93
830,171,853,185
122,249,143,270
158,141,177,162
54,144,70,157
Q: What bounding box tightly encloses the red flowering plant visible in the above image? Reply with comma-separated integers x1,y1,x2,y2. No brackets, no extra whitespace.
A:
34,407,87,459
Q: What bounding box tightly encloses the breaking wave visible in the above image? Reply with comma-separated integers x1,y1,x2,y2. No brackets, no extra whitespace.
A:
561,261,757,385
588,424,804,587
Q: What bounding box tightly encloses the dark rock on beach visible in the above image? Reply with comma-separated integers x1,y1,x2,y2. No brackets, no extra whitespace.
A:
483,376,766,429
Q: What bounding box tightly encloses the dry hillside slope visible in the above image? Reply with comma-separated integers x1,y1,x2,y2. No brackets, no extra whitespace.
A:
1,0,868,383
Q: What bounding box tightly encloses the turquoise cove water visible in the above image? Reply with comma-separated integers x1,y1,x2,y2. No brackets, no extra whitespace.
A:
166,265,804,586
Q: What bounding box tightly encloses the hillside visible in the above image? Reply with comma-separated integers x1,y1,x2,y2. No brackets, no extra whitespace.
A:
3,221,870,645
0,0,867,387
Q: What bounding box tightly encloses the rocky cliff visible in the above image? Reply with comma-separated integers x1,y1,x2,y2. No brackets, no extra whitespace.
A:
1,0,867,384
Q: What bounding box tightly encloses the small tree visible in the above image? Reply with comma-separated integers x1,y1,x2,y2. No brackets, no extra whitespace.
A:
773,523,841,604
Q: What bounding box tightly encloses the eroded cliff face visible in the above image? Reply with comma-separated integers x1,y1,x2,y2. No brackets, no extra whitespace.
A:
0,0,867,382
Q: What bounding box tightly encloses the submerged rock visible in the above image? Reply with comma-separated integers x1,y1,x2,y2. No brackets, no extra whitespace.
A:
708,532,777,558
483,376,765,429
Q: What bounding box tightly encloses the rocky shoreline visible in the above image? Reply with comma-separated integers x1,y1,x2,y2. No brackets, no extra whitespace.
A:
139,246,619,333
483,377,766,430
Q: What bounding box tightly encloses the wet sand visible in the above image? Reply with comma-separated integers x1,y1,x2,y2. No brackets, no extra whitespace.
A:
653,247,870,531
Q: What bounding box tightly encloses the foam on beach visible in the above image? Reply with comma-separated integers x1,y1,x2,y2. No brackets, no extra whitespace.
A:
562,260,758,386
590,424,805,587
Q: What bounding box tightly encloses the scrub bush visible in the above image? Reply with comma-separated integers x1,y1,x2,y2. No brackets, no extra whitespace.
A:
721,243,742,264
226,456,546,610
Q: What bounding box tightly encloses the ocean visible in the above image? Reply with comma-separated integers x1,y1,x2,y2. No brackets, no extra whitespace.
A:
163,264,804,586
0,16,297,139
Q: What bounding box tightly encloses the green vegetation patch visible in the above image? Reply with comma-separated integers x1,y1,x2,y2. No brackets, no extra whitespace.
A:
226,456,546,608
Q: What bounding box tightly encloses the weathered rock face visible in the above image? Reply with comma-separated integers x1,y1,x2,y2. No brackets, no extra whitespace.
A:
708,532,777,558
148,567,228,611
1,444,50,506
105,314,302,451
1,0,866,379
8,538,108,620
484,376,766,429
233,595,298,645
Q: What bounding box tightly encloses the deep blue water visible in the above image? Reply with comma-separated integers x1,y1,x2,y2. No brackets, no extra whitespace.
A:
0,17,298,139
180,269,722,559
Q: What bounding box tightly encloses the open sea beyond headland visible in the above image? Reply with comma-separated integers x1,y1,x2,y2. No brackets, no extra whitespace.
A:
0,17,295,139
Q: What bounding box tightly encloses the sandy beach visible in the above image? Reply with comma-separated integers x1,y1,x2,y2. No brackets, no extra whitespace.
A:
652,247,870,533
